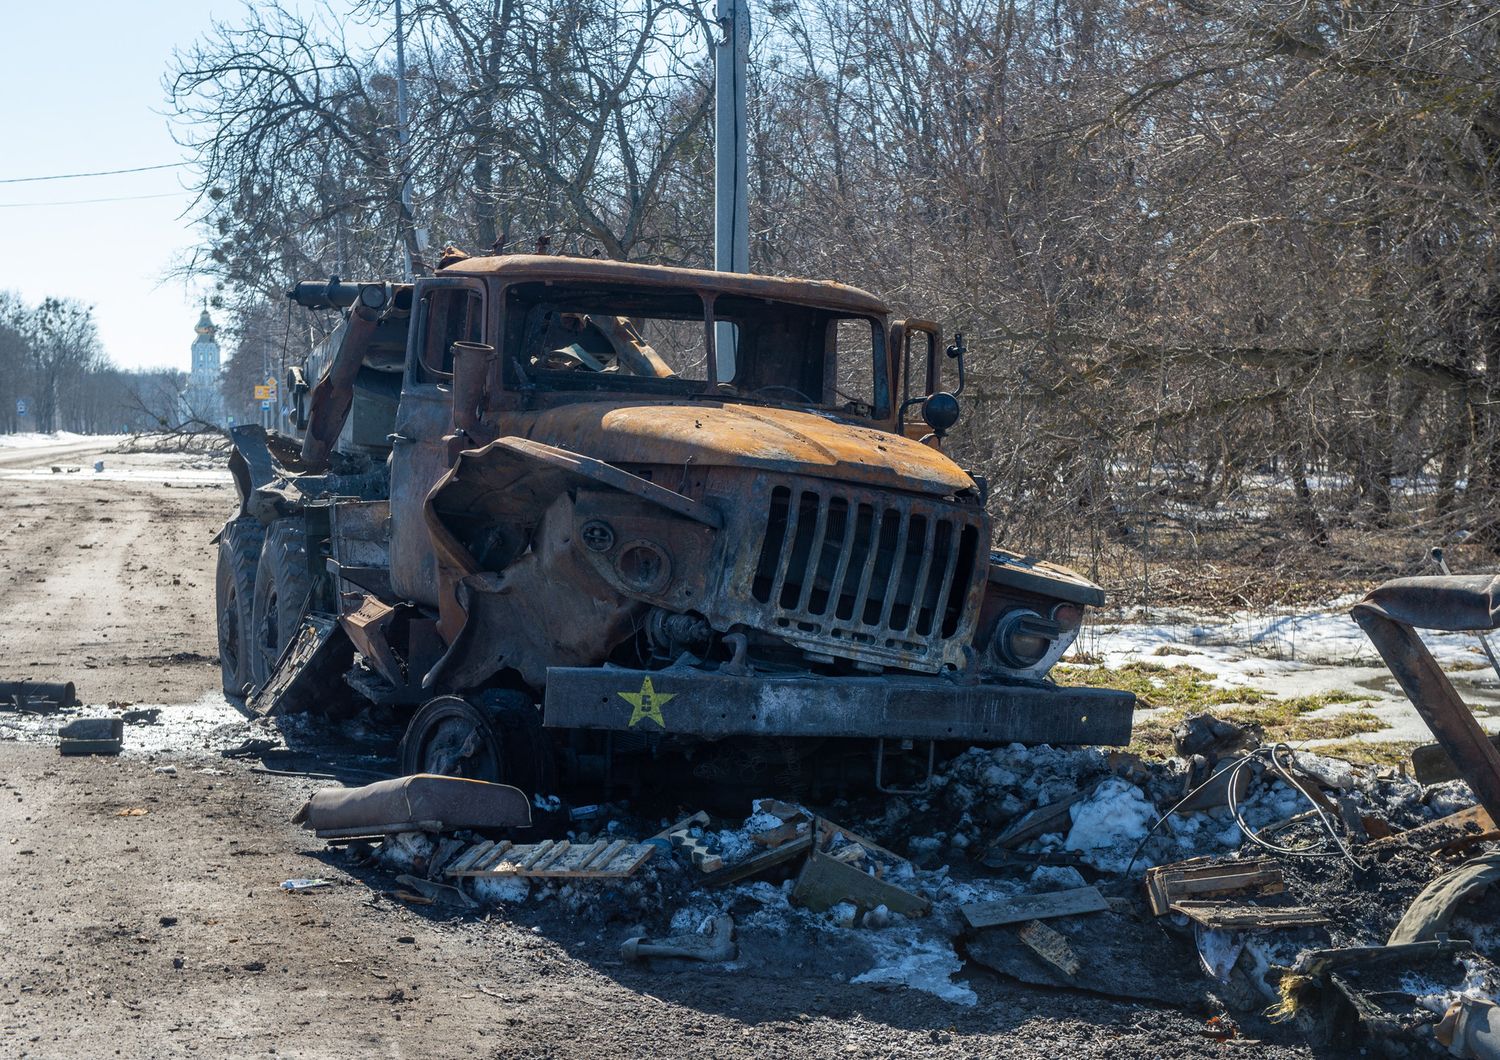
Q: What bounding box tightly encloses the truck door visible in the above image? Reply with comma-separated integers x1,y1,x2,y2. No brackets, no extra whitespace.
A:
388,277,488,604
896,320,942,442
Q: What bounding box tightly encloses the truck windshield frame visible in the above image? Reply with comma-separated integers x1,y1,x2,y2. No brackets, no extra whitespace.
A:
497,280,890,419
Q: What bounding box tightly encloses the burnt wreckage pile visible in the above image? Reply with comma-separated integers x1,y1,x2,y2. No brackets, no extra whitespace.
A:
266,569,1500,1054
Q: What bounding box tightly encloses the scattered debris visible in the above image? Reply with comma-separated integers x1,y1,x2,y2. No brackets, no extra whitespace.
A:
961,886,1108,929
1145,858,1284,916
1438,997,1500,1059
1016,919,1081,977
280,878,331,892
621,915,736,963
793,844,930,918
59,717,123,755
446,838,656,879
293,774,532,838
1388,853,1500,945
0,680,77,712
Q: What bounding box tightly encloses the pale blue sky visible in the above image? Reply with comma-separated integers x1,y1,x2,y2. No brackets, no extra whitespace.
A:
0,2,386,373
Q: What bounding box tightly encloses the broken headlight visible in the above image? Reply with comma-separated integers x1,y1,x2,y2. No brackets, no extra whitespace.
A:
991,608,1062,669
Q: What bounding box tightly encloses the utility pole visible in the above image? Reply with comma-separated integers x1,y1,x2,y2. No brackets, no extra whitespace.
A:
714,0,750,371
394,0,427,279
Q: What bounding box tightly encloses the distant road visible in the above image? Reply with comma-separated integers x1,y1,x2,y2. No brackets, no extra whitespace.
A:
0,435,122,468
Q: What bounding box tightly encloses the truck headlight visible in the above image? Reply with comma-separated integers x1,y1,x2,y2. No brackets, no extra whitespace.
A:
614,540,672,595
991,609,1062,669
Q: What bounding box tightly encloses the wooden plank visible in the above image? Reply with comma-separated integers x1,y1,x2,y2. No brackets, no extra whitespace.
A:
1144,858,1284,916
1017,919,1080,977
570,840,606,872
446,838,656,879
1170,901,1329,930
447,841,496,875
702,835,814,888
791,847,930,917
592,839,629,872
531,841,571,871
961,886,1109,930
992,786,1097,850
518,841,556,870
476,841,514,871
1367,805,1497,853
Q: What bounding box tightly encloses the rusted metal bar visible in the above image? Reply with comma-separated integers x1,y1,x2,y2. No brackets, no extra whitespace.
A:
1352,601,1500,824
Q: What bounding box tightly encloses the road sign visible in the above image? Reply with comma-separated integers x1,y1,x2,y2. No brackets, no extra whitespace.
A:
253,385,275,401
15,398,27,416
260,399,272,411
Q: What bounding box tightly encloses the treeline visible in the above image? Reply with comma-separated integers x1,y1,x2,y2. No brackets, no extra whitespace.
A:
0,293,191,436
167,0,1500,586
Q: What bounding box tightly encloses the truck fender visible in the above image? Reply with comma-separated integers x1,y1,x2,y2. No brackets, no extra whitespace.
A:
225,424,315,524
422,437,721,689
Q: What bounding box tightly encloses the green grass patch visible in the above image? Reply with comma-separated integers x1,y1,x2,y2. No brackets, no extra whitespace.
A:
1055,663,1386,759
1307,739,1420,768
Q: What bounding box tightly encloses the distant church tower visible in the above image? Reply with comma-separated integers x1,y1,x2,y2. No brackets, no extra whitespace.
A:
182,308,225,426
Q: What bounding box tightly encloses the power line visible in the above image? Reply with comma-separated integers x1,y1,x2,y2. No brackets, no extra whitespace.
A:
0,162,184,185
0,192,182,209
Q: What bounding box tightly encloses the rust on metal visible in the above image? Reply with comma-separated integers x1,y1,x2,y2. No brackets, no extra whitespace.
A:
1353,577,1500,824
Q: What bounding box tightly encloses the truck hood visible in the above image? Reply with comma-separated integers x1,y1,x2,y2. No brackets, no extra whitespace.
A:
522,401,974,496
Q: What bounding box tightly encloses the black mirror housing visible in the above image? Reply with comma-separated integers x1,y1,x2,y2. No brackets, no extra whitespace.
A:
922,391,961,437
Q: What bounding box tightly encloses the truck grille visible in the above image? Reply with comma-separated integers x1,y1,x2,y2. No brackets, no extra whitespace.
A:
746,483,983,671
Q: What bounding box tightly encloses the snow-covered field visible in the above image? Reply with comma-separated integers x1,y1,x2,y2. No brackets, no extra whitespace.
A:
1080,599,1500,743
0,430,100,448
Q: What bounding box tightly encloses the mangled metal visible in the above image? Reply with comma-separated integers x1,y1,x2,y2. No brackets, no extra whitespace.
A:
1352,576,1500,823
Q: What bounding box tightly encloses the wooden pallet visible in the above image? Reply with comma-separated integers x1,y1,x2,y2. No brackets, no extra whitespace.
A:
443,838,656,879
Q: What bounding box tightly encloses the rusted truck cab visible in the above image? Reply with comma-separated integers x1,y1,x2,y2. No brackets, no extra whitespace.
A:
218,255,1132,792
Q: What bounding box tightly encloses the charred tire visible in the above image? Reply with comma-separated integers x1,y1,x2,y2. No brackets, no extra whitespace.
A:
248,518,313,690
215,518,264,698
398,692,553,795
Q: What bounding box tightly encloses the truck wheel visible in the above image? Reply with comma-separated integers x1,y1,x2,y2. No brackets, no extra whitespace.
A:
248,519,313,689
398,692,553,795
215,517,264,698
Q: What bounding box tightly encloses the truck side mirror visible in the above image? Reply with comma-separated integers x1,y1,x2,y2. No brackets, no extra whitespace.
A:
922,392,961,438
450,341,495,434
946,332,966,396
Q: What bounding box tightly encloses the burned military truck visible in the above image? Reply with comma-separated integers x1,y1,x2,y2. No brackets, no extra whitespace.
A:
215,255,1133,793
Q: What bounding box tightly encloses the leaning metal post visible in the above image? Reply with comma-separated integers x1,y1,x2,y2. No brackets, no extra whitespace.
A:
1352,602,1500,824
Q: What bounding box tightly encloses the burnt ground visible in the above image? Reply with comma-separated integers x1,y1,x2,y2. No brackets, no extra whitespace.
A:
0,437,1324,1059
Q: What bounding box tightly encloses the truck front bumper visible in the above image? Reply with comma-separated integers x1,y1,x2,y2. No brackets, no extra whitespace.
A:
542,667,1134,746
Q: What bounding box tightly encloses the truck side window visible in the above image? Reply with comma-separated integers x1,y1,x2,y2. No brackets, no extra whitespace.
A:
415,288,484,384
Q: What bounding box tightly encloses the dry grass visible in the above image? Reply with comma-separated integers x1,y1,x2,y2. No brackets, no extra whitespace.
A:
1054,662,1387,758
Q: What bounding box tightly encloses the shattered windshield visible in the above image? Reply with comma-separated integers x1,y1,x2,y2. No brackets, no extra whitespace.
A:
501,281,888,418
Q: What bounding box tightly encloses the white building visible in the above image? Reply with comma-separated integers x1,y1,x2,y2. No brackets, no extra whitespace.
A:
181,308,225,427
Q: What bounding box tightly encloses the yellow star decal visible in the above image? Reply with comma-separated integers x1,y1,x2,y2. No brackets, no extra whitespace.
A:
618,677,674,728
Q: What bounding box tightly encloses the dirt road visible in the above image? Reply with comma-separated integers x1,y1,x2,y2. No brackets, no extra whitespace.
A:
0,438,1317,1059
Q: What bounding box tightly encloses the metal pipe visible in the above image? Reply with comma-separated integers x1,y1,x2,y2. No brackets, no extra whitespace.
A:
1432,547,1500,680
0,681,76,707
